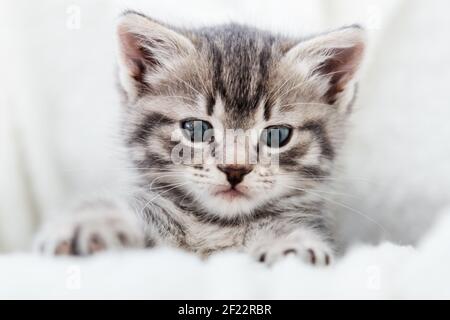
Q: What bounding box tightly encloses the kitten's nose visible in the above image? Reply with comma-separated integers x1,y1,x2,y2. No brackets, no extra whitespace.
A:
217,165,253,187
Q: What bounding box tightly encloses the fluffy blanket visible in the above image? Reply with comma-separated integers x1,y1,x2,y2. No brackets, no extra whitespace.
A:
1,0,450,299
1,211,449,299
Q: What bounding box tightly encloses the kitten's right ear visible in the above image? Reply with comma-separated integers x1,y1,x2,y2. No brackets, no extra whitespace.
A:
116,11,195,98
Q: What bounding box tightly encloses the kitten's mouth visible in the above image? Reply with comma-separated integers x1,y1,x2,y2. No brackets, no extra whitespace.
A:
213,186,248,200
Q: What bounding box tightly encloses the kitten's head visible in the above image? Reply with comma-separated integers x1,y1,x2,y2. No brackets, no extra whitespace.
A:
116,11,366,221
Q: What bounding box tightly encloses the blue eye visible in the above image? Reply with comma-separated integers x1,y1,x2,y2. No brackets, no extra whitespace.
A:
261,126,292,148
181,119,213,142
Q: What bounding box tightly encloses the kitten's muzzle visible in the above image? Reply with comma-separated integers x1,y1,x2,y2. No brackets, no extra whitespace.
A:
217,165,253,187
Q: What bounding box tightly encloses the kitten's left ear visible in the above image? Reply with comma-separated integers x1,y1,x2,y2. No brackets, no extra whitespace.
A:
284,26,366,105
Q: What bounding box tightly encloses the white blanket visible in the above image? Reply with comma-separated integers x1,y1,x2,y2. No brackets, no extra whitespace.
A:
2,211,450,299
1,0,450,298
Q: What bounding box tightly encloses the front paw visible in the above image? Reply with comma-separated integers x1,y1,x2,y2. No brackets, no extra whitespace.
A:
250,234,333,267
34,202,145,256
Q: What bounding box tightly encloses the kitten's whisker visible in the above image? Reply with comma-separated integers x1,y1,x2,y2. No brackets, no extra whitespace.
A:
286,185,360,198
191,58,211,97
286,186,389,235
153,95,198,104
170,73,203,98
178,189,193,207
278,173,372,182
148,170,187,174
277,80,307,102
270,71,306,102
278,102,331,109
317,68,355,78
280,174,364,181
140,182,191,216
148,182,187,191
151,182,190,199
148,174,185,191
148,169,189,173
61,167,189,173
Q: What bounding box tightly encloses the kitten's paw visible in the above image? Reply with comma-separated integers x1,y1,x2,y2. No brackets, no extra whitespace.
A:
34,202,145,256
250,234,333,267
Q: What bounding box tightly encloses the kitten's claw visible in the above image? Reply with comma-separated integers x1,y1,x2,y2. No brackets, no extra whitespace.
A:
34,203,145,256
251,237,333,267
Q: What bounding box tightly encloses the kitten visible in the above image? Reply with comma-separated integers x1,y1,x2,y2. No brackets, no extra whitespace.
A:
35,11,365,266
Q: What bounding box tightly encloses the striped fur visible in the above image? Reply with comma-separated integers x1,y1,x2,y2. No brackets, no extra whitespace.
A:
115,12,366,262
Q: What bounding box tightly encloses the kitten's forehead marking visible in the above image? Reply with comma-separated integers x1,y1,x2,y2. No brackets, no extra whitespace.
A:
211,93,225,120
210,93,267,130
202,25,275,129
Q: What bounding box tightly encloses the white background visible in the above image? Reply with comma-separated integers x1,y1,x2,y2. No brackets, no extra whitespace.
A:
1,0,450,298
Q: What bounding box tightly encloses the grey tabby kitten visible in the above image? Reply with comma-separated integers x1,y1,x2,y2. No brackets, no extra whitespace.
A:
35,11,366,266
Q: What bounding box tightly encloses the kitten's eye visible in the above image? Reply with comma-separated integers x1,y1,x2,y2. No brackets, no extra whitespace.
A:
261,126,292,148
181,119,214,142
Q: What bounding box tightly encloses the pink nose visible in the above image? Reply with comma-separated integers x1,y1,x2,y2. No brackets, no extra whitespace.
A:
217,165,253,187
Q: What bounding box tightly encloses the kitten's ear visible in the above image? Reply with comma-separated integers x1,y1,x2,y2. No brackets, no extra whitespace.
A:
116,11,195,98
284,26,366,105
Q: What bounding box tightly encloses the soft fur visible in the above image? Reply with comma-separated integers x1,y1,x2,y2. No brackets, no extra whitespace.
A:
35,11,366,266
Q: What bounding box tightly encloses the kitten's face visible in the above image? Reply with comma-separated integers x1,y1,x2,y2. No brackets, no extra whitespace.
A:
117,13,365,220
